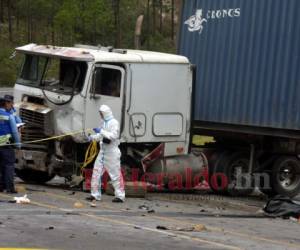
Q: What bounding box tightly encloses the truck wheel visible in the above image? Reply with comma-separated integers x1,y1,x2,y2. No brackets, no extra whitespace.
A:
271,156,300,197
16,169,56,184
208,151,231,194
215,152,255,196
258,173,276,197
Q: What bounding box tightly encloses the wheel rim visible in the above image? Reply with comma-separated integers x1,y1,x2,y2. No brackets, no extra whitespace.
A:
277,160,300,191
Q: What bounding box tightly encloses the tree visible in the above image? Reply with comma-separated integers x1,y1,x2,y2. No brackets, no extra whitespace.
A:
171,0,174,41
7,0,12,42
0,0,4,24
112,0,121,47
159,0,163,33
0,0,181,86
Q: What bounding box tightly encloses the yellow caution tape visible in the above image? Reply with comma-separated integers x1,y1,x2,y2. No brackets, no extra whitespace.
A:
0,128,99,174
0,134,11,145
0,128,93,147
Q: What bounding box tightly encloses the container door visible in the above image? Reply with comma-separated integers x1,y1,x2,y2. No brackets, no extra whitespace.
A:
85,64,125,130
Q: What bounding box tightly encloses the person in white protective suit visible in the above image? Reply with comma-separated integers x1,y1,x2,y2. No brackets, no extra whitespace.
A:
88,105,125,203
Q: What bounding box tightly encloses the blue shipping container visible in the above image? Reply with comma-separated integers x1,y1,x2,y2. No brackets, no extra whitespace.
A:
179,0,300,134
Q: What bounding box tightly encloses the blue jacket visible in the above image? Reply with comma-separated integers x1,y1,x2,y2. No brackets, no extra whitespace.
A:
10,107,22,124
0,108,20,144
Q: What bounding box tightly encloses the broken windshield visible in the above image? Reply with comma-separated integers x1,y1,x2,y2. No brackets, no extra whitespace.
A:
17,54,87,95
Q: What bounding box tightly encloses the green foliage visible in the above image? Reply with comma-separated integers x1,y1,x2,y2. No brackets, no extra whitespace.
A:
0,0,179,86
145,33,176,53
0,46,21,86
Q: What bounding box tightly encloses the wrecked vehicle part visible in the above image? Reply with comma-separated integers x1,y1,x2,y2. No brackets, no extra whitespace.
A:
13,43,195,188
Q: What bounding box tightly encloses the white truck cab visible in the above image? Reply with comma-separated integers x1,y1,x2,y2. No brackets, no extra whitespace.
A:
13,44,202,184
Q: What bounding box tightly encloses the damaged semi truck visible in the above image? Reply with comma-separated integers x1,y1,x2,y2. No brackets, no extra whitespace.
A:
178,0,300,197
13,43,204,190
11,0,300,197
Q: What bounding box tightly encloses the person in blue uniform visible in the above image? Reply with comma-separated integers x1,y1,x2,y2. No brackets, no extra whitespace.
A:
0,96,21,193
3,95,22,125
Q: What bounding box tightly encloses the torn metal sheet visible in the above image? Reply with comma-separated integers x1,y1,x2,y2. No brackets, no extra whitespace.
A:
55,108,87,143
16,43,94,62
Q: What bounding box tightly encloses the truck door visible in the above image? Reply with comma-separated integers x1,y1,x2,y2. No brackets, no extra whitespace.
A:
85,64,125,130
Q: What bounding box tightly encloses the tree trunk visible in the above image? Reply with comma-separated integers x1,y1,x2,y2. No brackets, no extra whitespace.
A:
7,0,13,42
146,0,150,49
171,0,175,41
152,0,156,35
0,0,4,23
134,15,144,49
113,0,121,48
159,0,163,33
80,0,86,43
16,4,20,33
27,0,32,42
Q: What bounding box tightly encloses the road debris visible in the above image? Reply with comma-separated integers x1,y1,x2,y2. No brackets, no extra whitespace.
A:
69,234,76,238
139,205,150,210
73,201,84,209
65,212,80,215
156,224,207,232
138,204,155,213
156,225,168,230
90,201,97,208
46,226,54,230
106,181,147,198
263,195,300,219
13,194,30,204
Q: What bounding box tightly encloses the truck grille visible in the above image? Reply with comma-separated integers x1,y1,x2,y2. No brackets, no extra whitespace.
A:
20,108,53,150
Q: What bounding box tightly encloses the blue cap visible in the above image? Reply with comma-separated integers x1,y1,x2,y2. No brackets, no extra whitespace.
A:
3,95,13,102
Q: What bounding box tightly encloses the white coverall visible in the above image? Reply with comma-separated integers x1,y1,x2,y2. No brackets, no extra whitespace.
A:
90,105,125,201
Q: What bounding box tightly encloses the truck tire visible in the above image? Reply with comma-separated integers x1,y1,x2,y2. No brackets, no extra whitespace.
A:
258,173,276,197
270,156,300,197
16,169,56,184
211,151,255,196
208,151,231,194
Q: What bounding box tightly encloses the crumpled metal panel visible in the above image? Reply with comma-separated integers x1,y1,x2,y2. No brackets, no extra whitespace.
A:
16,101,87,143
55,108,87,143
16,43,94,62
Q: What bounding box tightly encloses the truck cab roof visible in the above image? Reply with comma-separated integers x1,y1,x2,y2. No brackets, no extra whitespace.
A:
16,43,189,64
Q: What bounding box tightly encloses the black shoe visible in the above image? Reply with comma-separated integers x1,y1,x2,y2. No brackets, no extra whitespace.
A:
86,196,96,201
112,197,124,203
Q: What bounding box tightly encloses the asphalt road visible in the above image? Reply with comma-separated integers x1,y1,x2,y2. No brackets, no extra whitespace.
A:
0,178,299,250
0,87,299,249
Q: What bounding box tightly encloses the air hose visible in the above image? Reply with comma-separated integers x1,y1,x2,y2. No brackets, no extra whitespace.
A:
80,140,98,174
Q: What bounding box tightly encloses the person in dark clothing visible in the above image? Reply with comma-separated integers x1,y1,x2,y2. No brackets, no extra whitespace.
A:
0,96,21,193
